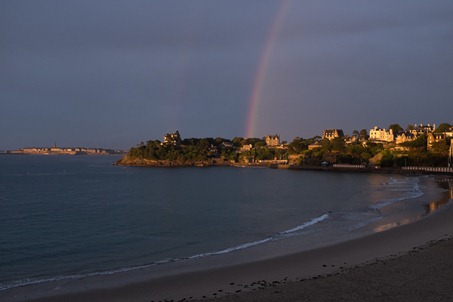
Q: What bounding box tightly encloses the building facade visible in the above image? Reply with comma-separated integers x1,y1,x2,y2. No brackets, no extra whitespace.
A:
369,126,394,143
322,129,344,141
265,135,280,147
163,131,182,146
395,131,416,144
427,132,446,150
410,124,436,136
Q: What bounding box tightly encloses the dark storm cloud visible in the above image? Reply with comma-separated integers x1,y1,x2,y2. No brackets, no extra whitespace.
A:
1,1,452,149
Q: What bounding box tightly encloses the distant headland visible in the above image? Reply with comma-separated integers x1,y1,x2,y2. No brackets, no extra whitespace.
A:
4,145,126,156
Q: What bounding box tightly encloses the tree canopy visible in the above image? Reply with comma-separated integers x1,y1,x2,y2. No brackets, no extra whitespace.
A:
388,124,403,133
434,123,451,133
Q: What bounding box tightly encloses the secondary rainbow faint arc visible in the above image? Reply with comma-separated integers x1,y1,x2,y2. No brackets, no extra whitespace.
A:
245,0,292,138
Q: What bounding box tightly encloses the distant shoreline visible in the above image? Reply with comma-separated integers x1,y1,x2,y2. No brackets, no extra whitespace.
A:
0,153,124,156
0,153,123,156
2,148,126,156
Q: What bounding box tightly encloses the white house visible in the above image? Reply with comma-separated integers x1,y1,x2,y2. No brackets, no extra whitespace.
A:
369,126,394,143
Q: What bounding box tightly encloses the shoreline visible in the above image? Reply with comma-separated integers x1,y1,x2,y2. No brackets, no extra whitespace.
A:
275,164,453,176
116,158,453,176
2,176,452,302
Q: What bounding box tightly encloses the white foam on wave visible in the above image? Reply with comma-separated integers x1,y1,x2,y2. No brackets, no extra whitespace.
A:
188,238,273,259
0,268,126,291
188,212,330,260
279,213,330,235
370,177,423,210
0,262,162,291
0,213,330,292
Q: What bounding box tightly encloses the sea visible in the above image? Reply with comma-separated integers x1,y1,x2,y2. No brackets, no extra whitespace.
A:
0,155,450,292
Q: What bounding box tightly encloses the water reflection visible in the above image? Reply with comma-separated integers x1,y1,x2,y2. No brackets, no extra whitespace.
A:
424,197,449,214
424,178,453,214
374,178,452,233
374,218,413,233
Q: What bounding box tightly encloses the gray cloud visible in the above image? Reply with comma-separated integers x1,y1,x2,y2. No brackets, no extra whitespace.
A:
1,0,452,149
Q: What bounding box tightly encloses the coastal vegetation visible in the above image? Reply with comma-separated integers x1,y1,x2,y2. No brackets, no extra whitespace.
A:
119,136,236,166
117,123,452,168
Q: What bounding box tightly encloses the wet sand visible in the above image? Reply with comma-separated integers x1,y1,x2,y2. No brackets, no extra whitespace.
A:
2,178,452,302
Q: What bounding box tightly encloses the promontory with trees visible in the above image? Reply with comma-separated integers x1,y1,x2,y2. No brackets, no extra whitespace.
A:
116,123,453,170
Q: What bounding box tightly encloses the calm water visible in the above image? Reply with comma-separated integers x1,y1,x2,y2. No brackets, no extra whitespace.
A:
0,155,441,290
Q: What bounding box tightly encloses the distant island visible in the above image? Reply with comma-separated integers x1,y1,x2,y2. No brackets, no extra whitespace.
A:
116,123,453,171
4,145,126,156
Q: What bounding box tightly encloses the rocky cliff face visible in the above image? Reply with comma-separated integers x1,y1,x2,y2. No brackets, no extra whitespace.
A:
369,152,383,166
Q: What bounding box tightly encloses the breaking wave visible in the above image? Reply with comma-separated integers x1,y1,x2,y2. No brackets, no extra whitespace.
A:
0,213,330,292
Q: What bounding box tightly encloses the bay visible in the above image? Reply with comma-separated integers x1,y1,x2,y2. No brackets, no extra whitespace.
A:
0,155,439,290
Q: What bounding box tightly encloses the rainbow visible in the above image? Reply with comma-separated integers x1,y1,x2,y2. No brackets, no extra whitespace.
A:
245,0,292,138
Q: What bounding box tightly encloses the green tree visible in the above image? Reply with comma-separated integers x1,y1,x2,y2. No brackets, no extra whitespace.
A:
232,137,244,147
406,124,415,131
274,148,287,160
388,124,403,134
214,137,225,145
255,147,272,160
255,141,267,148
434,123,451,133
380,150,394,167
288,137,307,154
368,142,384,156
320,139,332,152
401,134,427,149
331,137,346,152
361,152,372,163
244,138,264,146
430,141,449,154
359,129,369,140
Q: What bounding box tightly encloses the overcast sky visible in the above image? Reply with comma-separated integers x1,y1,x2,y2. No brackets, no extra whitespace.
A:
1,0,452,150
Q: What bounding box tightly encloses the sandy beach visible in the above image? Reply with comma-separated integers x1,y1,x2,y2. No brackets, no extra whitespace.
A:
198,236,453,302
2,179,452,302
